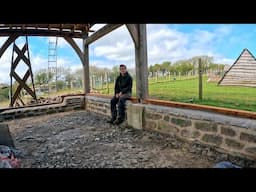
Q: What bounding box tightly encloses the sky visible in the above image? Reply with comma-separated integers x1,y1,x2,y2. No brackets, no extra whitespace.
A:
1,24,256,84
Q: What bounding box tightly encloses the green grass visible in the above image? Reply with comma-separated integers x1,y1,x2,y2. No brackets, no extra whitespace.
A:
100,76,256,112
149,77,256,112
1,77,256,112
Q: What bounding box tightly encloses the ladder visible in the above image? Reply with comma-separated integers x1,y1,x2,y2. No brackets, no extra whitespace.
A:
48,37,58,93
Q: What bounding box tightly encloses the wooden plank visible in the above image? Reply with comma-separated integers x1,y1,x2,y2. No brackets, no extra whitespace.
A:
231,68,256,71
84,24,123,45
221,82,256,85
227,72,256,75
144,98,256,119
221,82,256,84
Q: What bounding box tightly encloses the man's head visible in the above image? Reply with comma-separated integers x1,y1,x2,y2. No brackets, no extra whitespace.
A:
119,64,127,76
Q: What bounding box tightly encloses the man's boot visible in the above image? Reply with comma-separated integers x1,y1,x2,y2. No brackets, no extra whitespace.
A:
114,117,125,125
107,117,116,124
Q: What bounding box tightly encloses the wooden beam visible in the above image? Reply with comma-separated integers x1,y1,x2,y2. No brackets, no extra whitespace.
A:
64,37,84,64
144,98,256,120
135,24,149,101
85,24,123,45
13,44,30,68
13,71,36,97
83,33,90,94
0,34,19,58
11,71,34,106
126,24,139,48
0,29,83,38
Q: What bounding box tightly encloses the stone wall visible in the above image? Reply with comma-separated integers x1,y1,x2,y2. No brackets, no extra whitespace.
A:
85,96,256,160
0,96,85,122
1,94,256,160
143,105,256,160
85,96,111,117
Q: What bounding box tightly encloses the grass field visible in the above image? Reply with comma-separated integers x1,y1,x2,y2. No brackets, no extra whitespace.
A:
148,77,256,112
100,76,256,112
1,76,256,112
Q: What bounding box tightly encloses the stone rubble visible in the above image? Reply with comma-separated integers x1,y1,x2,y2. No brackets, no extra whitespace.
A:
6,110,256,168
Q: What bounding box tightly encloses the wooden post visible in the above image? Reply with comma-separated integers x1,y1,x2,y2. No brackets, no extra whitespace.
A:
92,75,95,89
82,32,90,94
127,24,148,102
101,75,103,89
135,24,148,101
199,58,203,101
107,72,109,94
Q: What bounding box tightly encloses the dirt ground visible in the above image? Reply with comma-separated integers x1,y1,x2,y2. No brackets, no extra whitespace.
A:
5,110,236,168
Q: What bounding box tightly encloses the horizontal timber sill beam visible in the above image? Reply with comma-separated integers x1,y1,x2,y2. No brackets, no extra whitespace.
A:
143,98,256,120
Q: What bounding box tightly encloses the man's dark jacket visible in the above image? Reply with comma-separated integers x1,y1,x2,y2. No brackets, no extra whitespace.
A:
114,72,133,95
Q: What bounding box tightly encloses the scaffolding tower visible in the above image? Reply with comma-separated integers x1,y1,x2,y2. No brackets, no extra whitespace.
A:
48,37,58,93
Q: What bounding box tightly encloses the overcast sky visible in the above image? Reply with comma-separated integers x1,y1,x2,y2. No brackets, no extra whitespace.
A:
1,24,256,84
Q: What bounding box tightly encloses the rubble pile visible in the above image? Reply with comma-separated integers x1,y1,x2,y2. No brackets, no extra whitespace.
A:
26,96,63,105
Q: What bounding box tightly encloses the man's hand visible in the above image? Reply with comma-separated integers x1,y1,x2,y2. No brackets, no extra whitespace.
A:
115,92,122,98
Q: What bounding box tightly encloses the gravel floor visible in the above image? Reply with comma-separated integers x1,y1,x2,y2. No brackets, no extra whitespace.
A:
6,110,254,168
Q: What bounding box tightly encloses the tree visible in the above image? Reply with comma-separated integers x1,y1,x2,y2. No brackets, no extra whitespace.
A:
173,60,194,75
64,69,74,89
35,70,54,85
108,65,119,82
188,56,213,74
56,80,65,90
0,86,10,101
160,61,171,76
149,65,154,77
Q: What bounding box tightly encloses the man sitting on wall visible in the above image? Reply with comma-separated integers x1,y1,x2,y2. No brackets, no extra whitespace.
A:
107,64,133,125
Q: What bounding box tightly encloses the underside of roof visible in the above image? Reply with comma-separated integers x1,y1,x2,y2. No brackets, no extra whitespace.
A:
0,24,94,38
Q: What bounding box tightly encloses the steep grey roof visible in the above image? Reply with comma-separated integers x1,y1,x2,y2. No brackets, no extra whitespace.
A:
218,48,256,87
